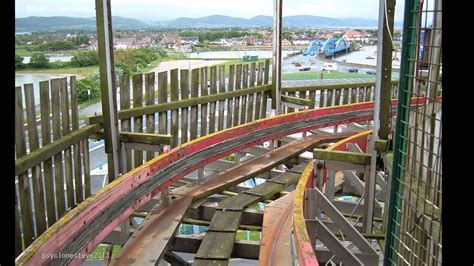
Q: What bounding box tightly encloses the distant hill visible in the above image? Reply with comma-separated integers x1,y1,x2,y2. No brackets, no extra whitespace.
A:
15,16,148,31
15,15,403,32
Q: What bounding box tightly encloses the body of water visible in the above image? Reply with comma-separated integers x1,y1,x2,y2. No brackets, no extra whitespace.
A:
15,74,74,107
189,50,293,59
22,55,73,64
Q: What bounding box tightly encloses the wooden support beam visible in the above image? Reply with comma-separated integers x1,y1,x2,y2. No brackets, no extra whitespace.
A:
281,95,312,106
15,124,101,176
120,132,172,145
314,149,371,165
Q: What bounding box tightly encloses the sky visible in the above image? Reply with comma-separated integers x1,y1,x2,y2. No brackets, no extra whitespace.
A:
16,0,405,22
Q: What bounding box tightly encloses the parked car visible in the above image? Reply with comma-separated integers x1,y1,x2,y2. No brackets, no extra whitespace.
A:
366,70,376,75
299,67,311,71
348,68,359,73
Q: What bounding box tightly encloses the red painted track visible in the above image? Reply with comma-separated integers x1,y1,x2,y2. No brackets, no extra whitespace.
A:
16,98,426,265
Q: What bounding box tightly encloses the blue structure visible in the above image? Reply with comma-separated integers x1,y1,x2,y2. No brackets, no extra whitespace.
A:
303,37,351,58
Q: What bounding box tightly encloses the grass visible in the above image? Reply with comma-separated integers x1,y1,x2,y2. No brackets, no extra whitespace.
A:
79,96,101,109
16,65,99,77
235,230,261,241
282,71,373,80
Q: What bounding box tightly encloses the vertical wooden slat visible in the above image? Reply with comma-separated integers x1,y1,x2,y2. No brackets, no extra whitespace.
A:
70,76,83,204
39,80,56,225
217,65,225,131
15,86,35,246
24,84,46,235
120,75,132,171
308,89,316,109
254,62,263,120
226,65,235,128
158,71,168,152
342,88,349,105
287,90,296,113
180,69,190,143
82,139,91,198
15,188,22,256
200,67,208,137
133,74,144,167
365,87,372,102
327,89,334,107
145,72,156,159
334,88,341,106
51,79,66,217
234,64,242,126
170,69,179,147
241,64,248,124
299,90,307,111
319,90,325,108
247,62,256,122
261,59,270,119
351,87,358,104
359,87,365,102
60,78,74,209
190,69,199,140
208,66,217,134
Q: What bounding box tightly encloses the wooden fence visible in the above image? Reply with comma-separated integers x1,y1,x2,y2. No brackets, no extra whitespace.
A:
15,77,96,256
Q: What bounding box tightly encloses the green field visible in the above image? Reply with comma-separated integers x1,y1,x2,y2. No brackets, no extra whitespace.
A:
16,65,99,78
282,71,373,80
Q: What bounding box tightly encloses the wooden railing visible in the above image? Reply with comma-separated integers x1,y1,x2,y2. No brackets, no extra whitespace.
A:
15,77,96,256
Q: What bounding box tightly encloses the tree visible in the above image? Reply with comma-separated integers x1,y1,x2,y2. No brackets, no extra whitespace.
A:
15,54,25,69
29,53,49,68
71,50,99,67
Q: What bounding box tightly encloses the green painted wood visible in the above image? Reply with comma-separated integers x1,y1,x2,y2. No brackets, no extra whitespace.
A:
268,172,301,185
313,149,372,165
246,62,256,122
218,194,260,211
39,80,56,224
254,62,263,120
50,78,66,217
288,163,308,174
120,75,132,171
180,69,190,144
208,211,242,232
158,71,168,153
170,69,180,147
15,124,101,177
60,78,74,209
145,72,156,160
218,65,226,131
240,64,248,124
200,67,208,137
244,182,283,198
195,231,236,260
133,74,144,167
234,64,242,126
15,86,35,247
226,65,235,128
24,83,47,235
70,76,84,204
208,66,217,134
120,132,172,145
190,68,199,140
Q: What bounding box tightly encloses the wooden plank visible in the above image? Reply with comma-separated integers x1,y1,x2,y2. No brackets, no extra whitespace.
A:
299,90,307,111
133,74,144,167
200,67,208,136
327,89,334,107
39,80,56,224
208,211,242,232
24,83,47,235
313,149,371,165
180,69,189,144
170,69,180,147
254,62,263,120
70,76,84,204
190,68,199,140
120,75,132,171
120,132,171,145
51,78,66,217
319,90,325,108
15,86,35,247
234,64,242,126
241,64,248,124
15,124,101,177
247,62,256,122
15,188,22,256
158,71,168,153
261,59,270,118
217,65,225,131
226,65,235,129
351,87,358,104
342,88,350,105
82,138,91,198
145,72,156,160
208,66,217,134
334,88,342,106
308,89,316,109
195,231,236,259
365,87,372,102
60,78,74,209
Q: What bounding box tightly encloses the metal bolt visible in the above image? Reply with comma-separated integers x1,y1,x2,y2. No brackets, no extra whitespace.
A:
316,162,324,169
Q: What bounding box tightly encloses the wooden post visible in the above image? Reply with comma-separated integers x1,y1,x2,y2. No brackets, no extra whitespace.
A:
170,69,180,147
180,69,190,144
60,78,74,209
95,0,122,180
70,76,84,204
132,74,143,167
272,0,282,113
51,79,66,217
145,72,156,160
120,75,132,172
